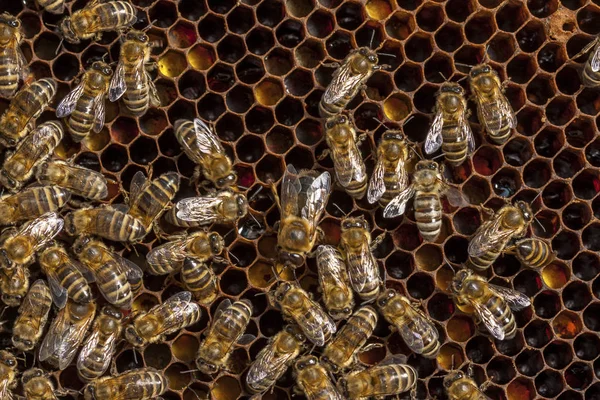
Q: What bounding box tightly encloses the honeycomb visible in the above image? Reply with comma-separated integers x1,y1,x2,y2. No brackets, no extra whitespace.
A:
2,0,600,399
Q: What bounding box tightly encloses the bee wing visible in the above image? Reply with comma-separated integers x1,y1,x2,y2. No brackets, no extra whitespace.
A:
193,118,225,156
18,212,64,251
458,112,476,153
300,306,336,347
148,73,161,107
149,291,198,335
322,60,366,105
471,300,505,341
441,183,469,208
77,321,118,376
331,144,366,187
346,241,377,293
129,171,147,204
383,185,415,218
591,45,600,72
477,90,516,132
213,298,232,322
117,255,144,286
91,92,106,133
367,152,386,204
316,245,347,286
56,80,85,118
398,309,438,354
174,196,221,223
467,218,515,258
424,110,444,154
301,171,331,223
18,279,51,330
17,44,30,83
378,354,408,366
0,378,13,400
108,60,127,102
73,259,96,283
247,340,296,389
46,272,68,309
280,164,302,218
488,284,531,311
146,241,187,270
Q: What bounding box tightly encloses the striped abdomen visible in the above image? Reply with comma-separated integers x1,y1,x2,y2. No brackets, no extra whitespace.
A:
95,1,137,31
0,186,70,225
12,280,52,351
514,238,553,268
347,251,380,302
0,45,20,97
123,62,150,116
37,0,65,14
582,59,600,87
77,314,121,381
163,207,204,227
37,161,108,200
94,259,132,308
404,313,440,359
174,120,203,163
467,243,506,271
477,100,511,144
146,241,185,275
414,193,442,242
483,293,516,340
346,364,417,399
128,172,180,230
182,258,218,304
64,208,145,242
55,261,93,304
87,369,167,399
441,119,468,166
67,90,98,142
380,164,408,207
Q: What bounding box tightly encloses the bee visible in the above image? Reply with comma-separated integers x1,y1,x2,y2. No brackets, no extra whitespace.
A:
384,160,467,241
319,47,389,118
33,0,66,14
316,245,354,320
56,61,113,143
0,185,70,226
444,370,490,400
77,307,123,381
35,160,109,201
376,288,440,359
0,78,57,148
505,237,554,269
272,165,331,269
181,258,218,305
21,368,60,400
39,243,94,308
337,356,418,400
321,306,378,372
572,36,600,87
196,299,254,374
125,291,202,347
0,212,64,269
339,216,382,302
39,300,97,370
0,351,17,400
246,325,305,395
165,191,248,228
467,201,533,271
64,206,146,243
367,130,413,207
322,115,367,199
0,264,29,306
109,30,160,116
0,121,63,192
294,356,344,400
450,269,530,341
126,171,180,234
0,13,28,99
269,281,336,347
468,63,516,145
424,82,475,166
58,0,137,44
82,368,168,400
145,231,224,275
72,236,143,309
174,118,237,189
12,279,52,351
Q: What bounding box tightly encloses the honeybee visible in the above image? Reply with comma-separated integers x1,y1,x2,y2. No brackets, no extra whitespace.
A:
58,0,137,44
0,121,63,192
33,0,66,14
505,237,554,269
444,370,490,400
77,307,122,381
424,82,475,166
72,236,143,309
145,231,224,275
125,291,202,347
126,171,180,234
467,201,533,270
181,258,218,304
383,160,467,241
39,300,97,370
36,160,109,201
269,281,336,347
64,206,146,243
12,279,52,351
109,30,160,116
572,36,600,87
272,165,331,269
294,356,344,400
0,185,70,226
39,243,94,308
21,368,60,400
0,351,17,400
0,13,28,99
376,288,440,359
337,356,418,400
450,269,530,341
246,325,305,395
0,212,64,269
56,61,113,143
368,130,413,207
165,191,248,228
468,63,516,144
316,245,354,320
321,306,378,372
339,216,382,302
196,299,254,374
0,78,57,148
82,368,167,400
0,264,29,306
174,118,237,189
322,115,367,199
319,47,389,118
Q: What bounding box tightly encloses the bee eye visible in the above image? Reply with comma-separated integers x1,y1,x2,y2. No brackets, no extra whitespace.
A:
368,55,376,62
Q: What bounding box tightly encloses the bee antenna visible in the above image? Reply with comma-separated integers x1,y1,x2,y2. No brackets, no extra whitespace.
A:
532,191,542,203
188,386,204,400
455,63,474,70
533,216,546,233
132,349,139,365
451,354,455,370
431,153,445,161
142,20,157,32
438,71,448,81
228,251,241,265
369,29,376,49
409,146,422,160
248,213,261,227
483,44,490,64
222,228,235,240
377,52,396,58
180,369,200,374
54,38,63,56
248,185,263,202
333,203,347,216
444,256,456,274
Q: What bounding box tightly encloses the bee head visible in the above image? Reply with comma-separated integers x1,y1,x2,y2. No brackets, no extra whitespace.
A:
376,288,396,308
516,201,533,222
0,135,18,147
196,357,219,374
295,355,318,371
1,293,21,307
12,335,33,351
124,325,145,347
127,30,149,43
83,384,97,400
91,61,113,77
383,130,405,142
415,160,438,172
216,172,237,189
58,17,78,44
341,216,368,230
0,14,20,44
440,82,464,95
235,194,248,217
274,282,293,302
21,368,44,385
102,306,123,320
0,168,19,191
450,269,471,294
443,371,464,388
352,47,378,74
0,351,16,368
470,63,491,78
209,232,224,255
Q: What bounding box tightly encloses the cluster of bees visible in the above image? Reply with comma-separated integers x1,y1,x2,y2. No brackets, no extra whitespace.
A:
1,0,598,399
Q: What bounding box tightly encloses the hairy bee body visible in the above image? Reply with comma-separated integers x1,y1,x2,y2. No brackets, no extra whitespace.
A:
316,245,354,320
294,356,345,400
36,160,108,200
368,131,411,207
59,0,136,44
181,258,218,304
12,280,52,351
0,351,17,400
82,368,167,400
36,0,66,14
509,238,554,269
338,359,418,399
127,171,179,234
77,307,122,381
22,368,58,400
444,371,488,400
165,191,248,227
0,186,70,226
64,206,145,243
0,13,27,99
322,306,377,372
0,264,29,306
0,78,57,148
0,121,63,192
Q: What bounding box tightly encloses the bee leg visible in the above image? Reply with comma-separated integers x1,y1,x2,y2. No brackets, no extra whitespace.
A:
370,232,385,251
316,148,331,161
479,205,495,220
145,61,158,71
320,61,340,69
374,64,392,71
269,181,281,210
360,342,383,352
479,381,491,392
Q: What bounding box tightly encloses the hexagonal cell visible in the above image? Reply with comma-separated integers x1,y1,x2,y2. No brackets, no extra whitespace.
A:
405,33,433,62
445,0,475,22
537,43,567,73
382,93,411,122
386,11,415,40
197,93,226,121
524,320,553,348
407,273,435,299
52,53,80,82
427,293,455,321
435,23,463,52
246,106,275,134
227,5,255,34
465,12,495,44
563,202,591,231
168,21,197,49
150,1,178,28
168,99,197,125
265,48,294,77
234,56,264,85
573,169,600,200
275,97,304,126
413,84,437,114
198,14,226,43
465,336,494,364
526,74,555,106
415,243,442,272
577,5,600,34
533,290,561,319
516,348,544,377
424,54,453,83
575,333,600,360
285,146,314,171
246,27,275,56
454,44,484,69
276,19,305,49
503,138,533,167
335,1,364,30
140,109,169,137
213,376,241,400
256,154,284,184
541,261,570,290
484,32,515,63
295,39,325,69
226,85,254,114
506,54,537,84
325,31,353,60
100,144,128,172
556,65,582,95
255,78,283,107
130,137,158,165
178,70,206,100
394,63,423,92
534,127,564,158
496,1,528,32
554,149,585,179
307,9,334,39
577,88,600,115
33,32,61,61
178,0,206,20
416,3,444,32
296,119,323,146
553,310,583,339
487,356,516,385
284,69,314,97
187,44,216,71
491,167,521,198
516,20,546,53
207,63,235,92
158,50,187,78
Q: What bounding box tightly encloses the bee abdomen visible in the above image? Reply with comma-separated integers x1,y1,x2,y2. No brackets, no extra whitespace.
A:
442,125,468,166
163,207,203,227
58,267,92,303
582,64,600,88
123,83,150,116
414,194,442,241
38,0,65,14
485,296,516,340
515,239,553,268
96,263,131,307
467,247,503,270
319,99,342,118
129,172,180,229
182,259,218,304
97,1,137,29
68,93,96,142
0,48,20,96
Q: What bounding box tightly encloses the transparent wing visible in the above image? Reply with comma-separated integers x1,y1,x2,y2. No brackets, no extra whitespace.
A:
472,301,505,341
424,110,443,154
129,171,147,204
148,73,161,107
175,196,221,223
213,298,232,322
56,81,85,118
108,61,127,102
442,183,469,207
299,306,336,347
92,92,106,133
367,154,386,204
379,354,408,366
383,185,415,218
591,45,600,72
397,323,425,354
280,164,301,218
346,241,378,293
117,255,144,286
146,240,187,271
247,338,296,389
17,43,30,83
148,291,198,335
459,112,476,153
18,212,64,251
32,122,60,144
301,171,331,223
46,272,68,309
316,245,348,288
331,144,364,187
477,90,516,132
77,321,118,377
398,309,438,354
18,280,51,332
322,58,366,105
194,118,225,155
468,218,516,258
488,284,531,311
